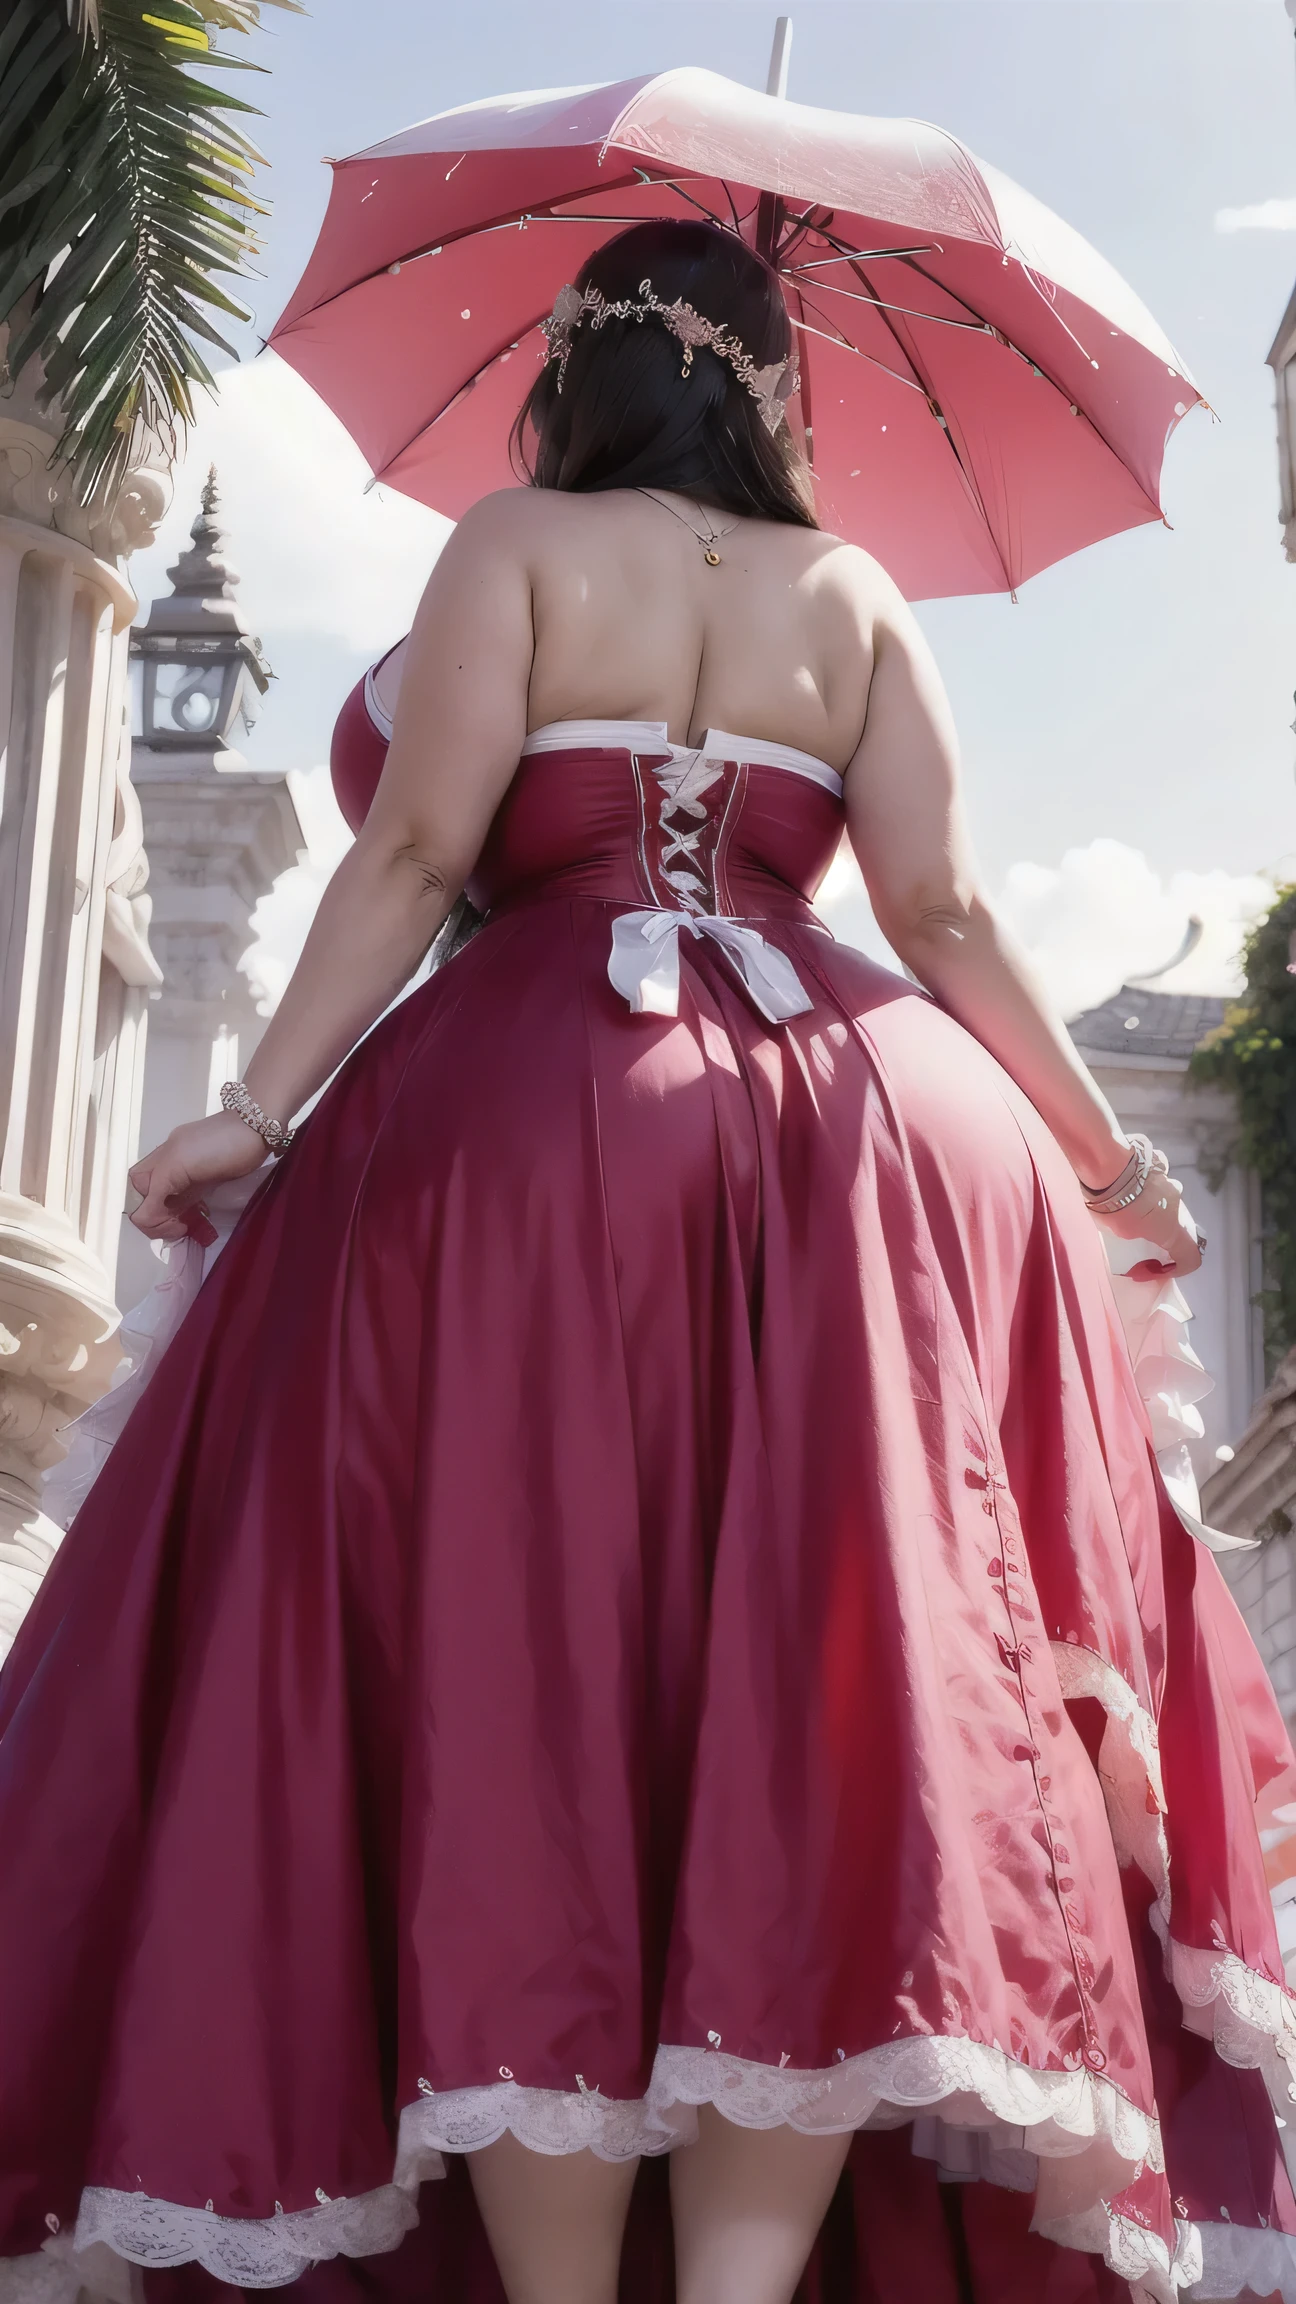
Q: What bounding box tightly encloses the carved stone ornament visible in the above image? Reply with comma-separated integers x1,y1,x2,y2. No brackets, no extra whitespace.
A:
0,315,172,562
0,1196,122,1415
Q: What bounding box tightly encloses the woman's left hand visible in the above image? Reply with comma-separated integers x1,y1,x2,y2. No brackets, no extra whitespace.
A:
128,1113,270,1245
1090,1148,1204,1278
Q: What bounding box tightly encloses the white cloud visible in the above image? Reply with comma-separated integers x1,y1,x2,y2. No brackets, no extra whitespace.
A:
997,840,1270,1018
1215,197,1296,233
125,352,451,652
817,835,1270,1021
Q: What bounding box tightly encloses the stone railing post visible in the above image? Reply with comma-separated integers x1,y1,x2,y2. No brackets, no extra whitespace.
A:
0,345,169,1658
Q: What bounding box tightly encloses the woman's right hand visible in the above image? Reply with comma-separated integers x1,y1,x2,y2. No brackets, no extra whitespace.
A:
1088,1147,1204,1278
128,1113,271,1245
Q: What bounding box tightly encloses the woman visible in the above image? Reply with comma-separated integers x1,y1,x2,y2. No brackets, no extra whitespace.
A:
0,219,1292,2304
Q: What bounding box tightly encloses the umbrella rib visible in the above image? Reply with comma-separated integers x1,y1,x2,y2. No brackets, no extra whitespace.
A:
806,223,1049,365
785,276,817,467
371,313,552,481
850,232,1172,492
629,166,738,231
828,260,1014,591
791,279,927,394
791,272,997,336
790,243,943,271
895,249,1168,511
786,309,927,395
275,166,694,324
775,204,832,271
790,223,1081,388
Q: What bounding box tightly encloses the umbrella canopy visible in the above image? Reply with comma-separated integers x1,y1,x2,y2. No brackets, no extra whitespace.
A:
270,67,1202,600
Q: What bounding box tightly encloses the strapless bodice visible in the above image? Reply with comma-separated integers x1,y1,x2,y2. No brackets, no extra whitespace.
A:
466,721,844,924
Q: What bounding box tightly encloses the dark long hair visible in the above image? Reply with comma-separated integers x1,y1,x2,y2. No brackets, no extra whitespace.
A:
511,220,817,528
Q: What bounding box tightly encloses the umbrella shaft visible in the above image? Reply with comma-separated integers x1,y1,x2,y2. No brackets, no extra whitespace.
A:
756,190,784,262
766,14,793,97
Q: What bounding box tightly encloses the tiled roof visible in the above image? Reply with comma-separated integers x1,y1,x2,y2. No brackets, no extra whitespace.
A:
1067,985,1227,1061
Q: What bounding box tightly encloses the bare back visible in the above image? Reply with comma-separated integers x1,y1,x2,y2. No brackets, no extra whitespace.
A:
504,487,885,774
368,480,975,993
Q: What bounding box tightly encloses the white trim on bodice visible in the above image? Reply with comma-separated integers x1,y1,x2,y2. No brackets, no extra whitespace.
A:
516,720,839,1026
519,718,845,794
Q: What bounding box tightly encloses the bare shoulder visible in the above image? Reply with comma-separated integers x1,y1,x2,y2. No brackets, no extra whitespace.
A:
805,532,907,626
426,487,598,589
414,491,544,620
454,485,603,543
435,487,545,555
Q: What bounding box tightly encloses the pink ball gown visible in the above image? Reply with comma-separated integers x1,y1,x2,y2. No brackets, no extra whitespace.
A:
1,714,1295,2304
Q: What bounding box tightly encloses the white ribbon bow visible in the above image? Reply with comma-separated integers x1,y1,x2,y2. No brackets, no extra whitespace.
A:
608,908,814,1025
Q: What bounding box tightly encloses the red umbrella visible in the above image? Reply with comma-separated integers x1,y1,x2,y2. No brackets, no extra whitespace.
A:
271,34,1202,600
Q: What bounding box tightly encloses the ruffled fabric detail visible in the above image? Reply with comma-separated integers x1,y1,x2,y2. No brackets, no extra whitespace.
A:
0,2037,1162,2302
1050,1636,1296,2301
1190,2217,1296,2300
1106,1256,1250,1556
73,2185,419,2291
38,1173,267,1545
0,2239,138,2304
1045,2206,1203,2304
643,2037,1160,2162
1155,1926,1296,2110
1051,1635,1296,2119
1050,1640,1171,1909
38,1255,202,1542
1049,1641,1296,2295
395,2037,1161,2180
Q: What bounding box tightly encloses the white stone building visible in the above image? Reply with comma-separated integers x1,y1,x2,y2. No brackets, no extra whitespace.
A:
1195,165,1296,1756
1067,982,1263,1481
116,475,302,1309
0,331,170,1656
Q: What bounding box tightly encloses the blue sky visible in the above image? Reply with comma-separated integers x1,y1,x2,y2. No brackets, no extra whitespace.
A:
128,0,1296,1006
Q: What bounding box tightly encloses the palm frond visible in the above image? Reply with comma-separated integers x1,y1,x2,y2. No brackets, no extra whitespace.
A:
0,0,303,505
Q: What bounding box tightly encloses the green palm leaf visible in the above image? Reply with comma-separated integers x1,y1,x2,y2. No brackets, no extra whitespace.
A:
0,0,302,504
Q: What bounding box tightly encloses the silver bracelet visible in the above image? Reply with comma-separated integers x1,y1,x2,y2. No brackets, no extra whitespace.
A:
1083,1133,1153,1214
1081,1141,1138,1198
219,1078,296,1154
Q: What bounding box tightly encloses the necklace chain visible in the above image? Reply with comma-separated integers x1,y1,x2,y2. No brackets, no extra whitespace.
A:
634,488,737,567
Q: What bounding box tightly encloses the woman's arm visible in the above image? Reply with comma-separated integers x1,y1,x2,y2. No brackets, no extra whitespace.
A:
129,494,535,1240
844,575,1201,1271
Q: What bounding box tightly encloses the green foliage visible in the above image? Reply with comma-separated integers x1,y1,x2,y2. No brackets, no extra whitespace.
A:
0,0,301,502
1191,884,1296,1360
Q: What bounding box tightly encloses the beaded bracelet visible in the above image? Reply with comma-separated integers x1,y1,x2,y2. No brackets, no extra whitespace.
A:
219,1078,296,1154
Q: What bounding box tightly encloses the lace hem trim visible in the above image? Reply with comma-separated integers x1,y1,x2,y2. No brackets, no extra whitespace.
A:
1056,1638,1296,2123
1189,2218,1296,2301
0,2035,1160,2299
24,2203,1292,2304
1043,2206,1202,2304
1155,1922,1296,2109
400,2033,1161,2166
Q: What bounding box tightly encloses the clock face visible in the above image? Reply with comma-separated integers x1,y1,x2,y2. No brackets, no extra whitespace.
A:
152,660,227,735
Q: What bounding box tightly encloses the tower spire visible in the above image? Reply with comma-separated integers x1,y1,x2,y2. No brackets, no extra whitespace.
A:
166,464,240,602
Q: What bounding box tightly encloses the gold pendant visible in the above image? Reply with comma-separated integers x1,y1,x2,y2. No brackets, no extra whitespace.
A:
704,547,721,566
